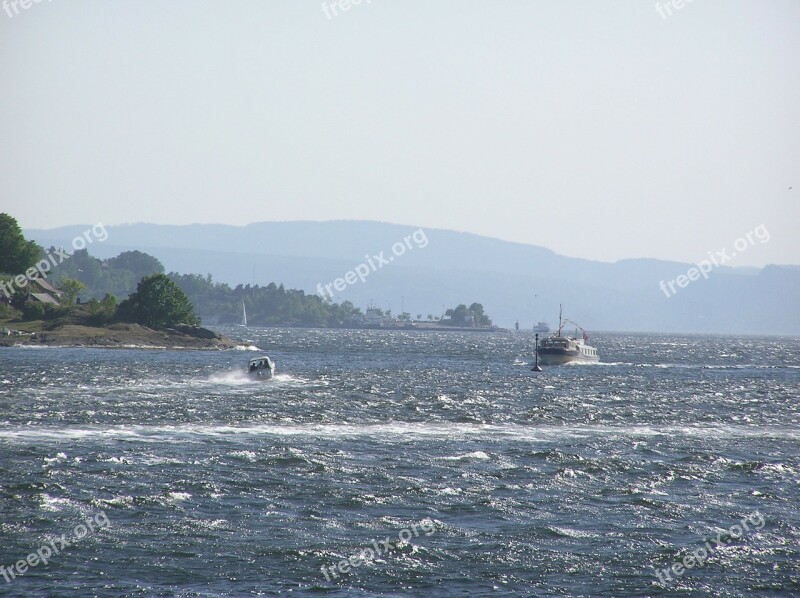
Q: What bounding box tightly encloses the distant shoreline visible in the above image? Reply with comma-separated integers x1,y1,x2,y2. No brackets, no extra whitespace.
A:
220,323,508,333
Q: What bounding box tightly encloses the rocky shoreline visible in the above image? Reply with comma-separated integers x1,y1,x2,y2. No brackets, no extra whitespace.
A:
0,321,241,350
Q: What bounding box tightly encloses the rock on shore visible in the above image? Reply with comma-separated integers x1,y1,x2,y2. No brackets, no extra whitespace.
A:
1,322,240,349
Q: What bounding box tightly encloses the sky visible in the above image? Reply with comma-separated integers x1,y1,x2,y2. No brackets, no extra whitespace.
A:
1,0,798,267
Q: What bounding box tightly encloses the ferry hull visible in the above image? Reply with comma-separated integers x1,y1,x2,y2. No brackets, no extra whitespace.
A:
537,349,599,365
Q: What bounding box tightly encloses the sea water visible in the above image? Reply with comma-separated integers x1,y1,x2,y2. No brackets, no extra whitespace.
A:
1,329,798,596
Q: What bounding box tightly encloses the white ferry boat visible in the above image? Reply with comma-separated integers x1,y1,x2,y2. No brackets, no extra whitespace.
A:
533,321,551,334
536,307,599,365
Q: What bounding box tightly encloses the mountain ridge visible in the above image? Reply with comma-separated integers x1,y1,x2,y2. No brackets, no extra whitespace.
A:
25,220,800,334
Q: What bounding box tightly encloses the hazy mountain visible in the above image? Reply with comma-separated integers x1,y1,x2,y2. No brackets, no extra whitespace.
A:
25,221,800,334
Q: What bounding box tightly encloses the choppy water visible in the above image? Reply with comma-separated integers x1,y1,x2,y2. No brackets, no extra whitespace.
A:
1,329,799,596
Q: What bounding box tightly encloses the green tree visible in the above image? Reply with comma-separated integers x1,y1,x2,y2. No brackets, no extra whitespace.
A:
6,281,29,310
48,248,164,300
87,293,117,325
87,298,102,316
469,302,492,326
22,302,45,321
104,251,164,281
450,304,469,323
51,249,102,288
100,293,117,315
0,213,41,275
59,277,86,305
117,274,199,329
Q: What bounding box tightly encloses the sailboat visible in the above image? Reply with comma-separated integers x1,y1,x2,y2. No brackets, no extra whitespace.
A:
237,300,248,327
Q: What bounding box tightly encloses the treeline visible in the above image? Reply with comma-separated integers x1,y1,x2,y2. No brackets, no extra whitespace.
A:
52,253,365,327
43,242,364,326
3,214,492,329
1,212,166,301
169,273,363,327
51,248,165,300
442,303,493,327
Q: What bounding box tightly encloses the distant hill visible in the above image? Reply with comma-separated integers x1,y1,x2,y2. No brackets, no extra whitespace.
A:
25,220,800,334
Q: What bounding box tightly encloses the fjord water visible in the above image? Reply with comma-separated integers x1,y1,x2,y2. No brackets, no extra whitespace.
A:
1,330,798,597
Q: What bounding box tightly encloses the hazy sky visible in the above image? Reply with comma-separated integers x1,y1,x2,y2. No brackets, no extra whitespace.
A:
1,0,798,267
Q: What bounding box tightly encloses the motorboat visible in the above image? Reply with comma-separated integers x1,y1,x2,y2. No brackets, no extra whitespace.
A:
247,356,275,380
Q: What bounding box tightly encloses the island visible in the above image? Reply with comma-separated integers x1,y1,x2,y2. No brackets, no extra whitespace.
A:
1,317,238,349
1,213,238,349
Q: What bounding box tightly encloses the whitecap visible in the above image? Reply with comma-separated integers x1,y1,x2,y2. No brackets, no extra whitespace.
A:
439,451,491,461
229,450,258,462
4,422,800,443
549,526,600,539
43,452,68,465
165,491,192,502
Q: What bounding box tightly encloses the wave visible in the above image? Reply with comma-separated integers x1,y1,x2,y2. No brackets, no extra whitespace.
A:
205,371,313,386
580,362,800,370
439,451,492,461
3,422,799,443
206,370,255,385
